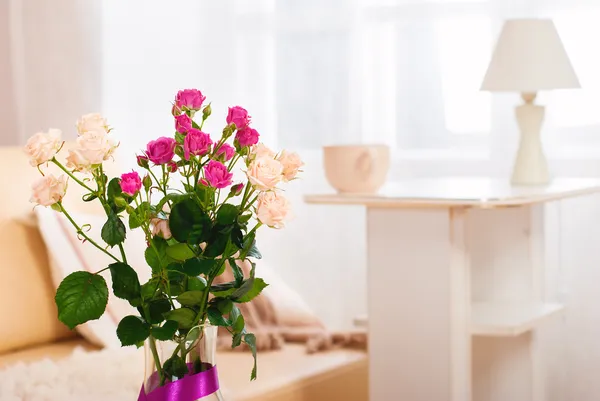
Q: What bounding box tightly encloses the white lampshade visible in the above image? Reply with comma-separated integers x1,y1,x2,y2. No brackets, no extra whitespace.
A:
481,19,580,92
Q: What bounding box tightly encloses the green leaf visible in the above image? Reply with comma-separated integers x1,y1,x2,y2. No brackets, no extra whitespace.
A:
176,291,204,306
147,298,171,324
107,178,131,213
109,262,141,301
185,326,201,343
166,243,196,261
244,333,258,380
231,227,244,249
141,278,160,300
217,204,239,225
151,320,178,341
187,276,207,291
175,132,186,144
129,201,150,229
144,237,172,272
233,314,245,334
238,214,252,224
163,355,188,379
183,258,216,276
55,271,109,329
231,278,268,303
156,193,187,214
232,332,243,348
107,178,122,201
239,232,257,260
207,306,230,327
116,315,150,347
216,298,233,315
144,247,160,272
101,212,126,247
228,258,244,286
247,241,262,259
164,308,197,329
203,232,229,258
169,198,211,243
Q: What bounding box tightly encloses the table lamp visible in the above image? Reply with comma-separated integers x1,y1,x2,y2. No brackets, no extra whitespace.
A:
481,19,580,185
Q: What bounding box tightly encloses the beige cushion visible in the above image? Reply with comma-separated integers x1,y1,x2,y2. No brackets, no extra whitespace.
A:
0,216,75,354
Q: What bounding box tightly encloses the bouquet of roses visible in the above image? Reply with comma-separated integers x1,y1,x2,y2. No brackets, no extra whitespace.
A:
25,89,303,387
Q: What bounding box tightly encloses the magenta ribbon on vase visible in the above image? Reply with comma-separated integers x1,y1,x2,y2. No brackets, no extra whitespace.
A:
138,364,219,401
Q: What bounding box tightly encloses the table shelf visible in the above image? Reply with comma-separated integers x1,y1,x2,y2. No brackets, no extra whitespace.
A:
472,302,564,336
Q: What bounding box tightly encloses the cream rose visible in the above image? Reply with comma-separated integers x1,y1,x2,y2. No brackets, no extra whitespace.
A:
30,174,68,207
246,156,283,191
24,129,62,166
151,218,172,240
278,150,303,182
256,191,291,229
249,143,275,161
66,131,117,172
76,113,109,135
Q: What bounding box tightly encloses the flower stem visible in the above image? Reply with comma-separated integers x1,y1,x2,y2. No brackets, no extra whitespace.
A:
52,159,95,193
148,336,166,386
58,203,121,264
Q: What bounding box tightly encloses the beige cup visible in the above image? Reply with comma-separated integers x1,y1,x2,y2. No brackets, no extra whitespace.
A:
323,144,390,194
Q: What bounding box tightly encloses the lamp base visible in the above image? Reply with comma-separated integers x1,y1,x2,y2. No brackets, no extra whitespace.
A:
511,93,550,186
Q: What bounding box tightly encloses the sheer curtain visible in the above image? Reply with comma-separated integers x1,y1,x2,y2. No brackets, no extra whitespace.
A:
101,0,600,322
100,2,600,399
2,0,103,146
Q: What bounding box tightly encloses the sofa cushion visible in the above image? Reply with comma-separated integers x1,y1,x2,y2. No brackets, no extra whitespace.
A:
0,217,76,354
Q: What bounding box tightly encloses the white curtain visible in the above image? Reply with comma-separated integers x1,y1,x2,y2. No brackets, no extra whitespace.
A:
1,0,103,146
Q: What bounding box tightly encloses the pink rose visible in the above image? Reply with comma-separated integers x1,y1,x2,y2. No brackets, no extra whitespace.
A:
120,171,142,196
226,106,250,129
151,218,172,240
246,156,283,191
146,137,176,165
256,191,291,229
30,174,68,207
204,160,233,189
278,150,304,181
175,89,206,111
184,129,212,160
24,129,63,166
175,114,193,133
235,127,259,148
215,143,235,162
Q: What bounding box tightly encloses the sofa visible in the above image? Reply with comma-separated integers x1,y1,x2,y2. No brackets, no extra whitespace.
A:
0,146,368,401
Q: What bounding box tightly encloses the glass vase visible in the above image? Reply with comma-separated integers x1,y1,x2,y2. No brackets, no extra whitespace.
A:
143,324,225,401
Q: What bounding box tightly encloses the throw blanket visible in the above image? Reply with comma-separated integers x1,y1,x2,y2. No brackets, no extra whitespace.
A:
213,259,367,353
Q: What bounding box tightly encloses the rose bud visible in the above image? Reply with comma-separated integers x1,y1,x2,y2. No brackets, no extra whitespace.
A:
167,161,178,173
229,183,244,197
137,155,150,169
